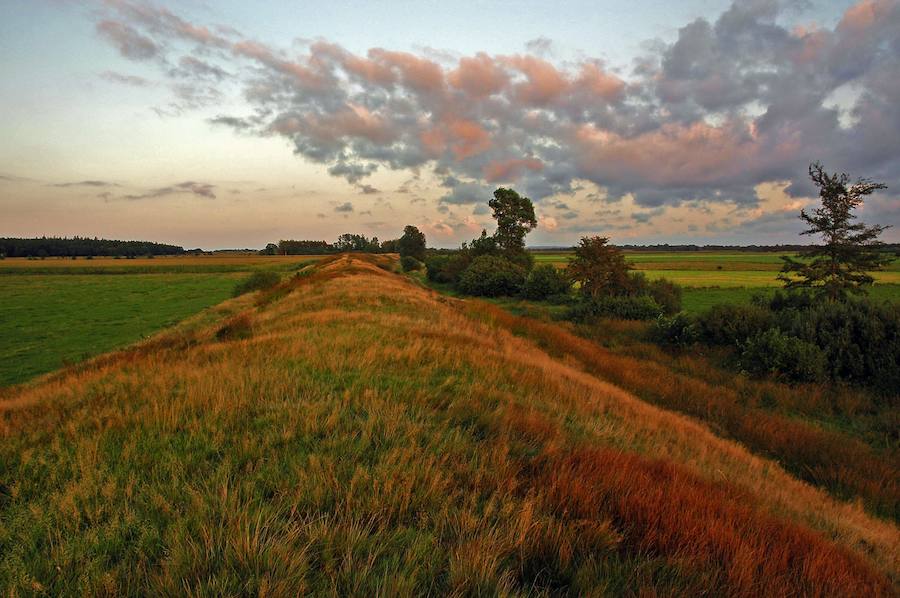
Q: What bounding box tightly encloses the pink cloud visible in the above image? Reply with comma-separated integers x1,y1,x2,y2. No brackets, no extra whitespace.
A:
838,0,893,35
572,62,625,101
483,157,544,182
448,53,508,98
368,49,444,93
502,55,569,105
446,119,492,160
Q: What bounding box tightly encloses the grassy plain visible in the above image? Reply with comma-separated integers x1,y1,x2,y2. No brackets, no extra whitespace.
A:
0,255,324,387
1,255,897,594
534,250,900,312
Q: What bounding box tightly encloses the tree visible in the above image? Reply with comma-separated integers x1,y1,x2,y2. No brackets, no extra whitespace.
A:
567,236,632,299
380,238,400,253
260,243,279,255
489,188,537,255
779,162,890,301
398,225,426,261
468,229,498,258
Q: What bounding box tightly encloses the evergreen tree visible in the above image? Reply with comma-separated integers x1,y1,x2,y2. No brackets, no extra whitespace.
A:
779,162,890,301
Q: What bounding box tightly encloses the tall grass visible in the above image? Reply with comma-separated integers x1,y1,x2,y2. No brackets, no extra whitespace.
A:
464,301,900,522
1,254,896,594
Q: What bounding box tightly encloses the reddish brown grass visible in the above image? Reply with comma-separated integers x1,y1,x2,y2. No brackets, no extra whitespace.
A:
464,301,900,521
534,447,893,597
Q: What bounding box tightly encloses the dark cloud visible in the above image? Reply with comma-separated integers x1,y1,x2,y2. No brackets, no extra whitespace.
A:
334,202,354,212
95,0,900,219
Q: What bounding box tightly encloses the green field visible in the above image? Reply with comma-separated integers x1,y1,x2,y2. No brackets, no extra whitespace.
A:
0,255,323,387
2,251,898,388
534,250,900,312
0,273,239,386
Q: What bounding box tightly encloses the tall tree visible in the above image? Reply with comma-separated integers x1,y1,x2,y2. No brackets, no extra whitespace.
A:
779,162,890,301
398,225,426,261
567,236,631,299
489,188,537,254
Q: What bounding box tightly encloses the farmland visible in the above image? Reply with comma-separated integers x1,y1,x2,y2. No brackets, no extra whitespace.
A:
1,254,897,595
0,255,323,387
534,250,900,312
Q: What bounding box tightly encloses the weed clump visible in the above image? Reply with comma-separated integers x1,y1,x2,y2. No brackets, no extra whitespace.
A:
215,312,253,341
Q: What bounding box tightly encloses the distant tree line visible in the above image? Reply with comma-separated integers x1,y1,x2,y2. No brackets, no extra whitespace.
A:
533,243,899,254
261,232,420,256
0,237,185,258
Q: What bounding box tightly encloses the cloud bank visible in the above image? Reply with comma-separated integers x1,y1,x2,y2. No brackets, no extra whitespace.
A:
95,0,900,219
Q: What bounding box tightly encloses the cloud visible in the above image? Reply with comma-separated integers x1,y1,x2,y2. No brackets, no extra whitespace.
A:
122,181,216,200
100,71,151,87
96,20,158,60
94,0,900,221
51,180,120,188
334,201,354,212
172,56,229,80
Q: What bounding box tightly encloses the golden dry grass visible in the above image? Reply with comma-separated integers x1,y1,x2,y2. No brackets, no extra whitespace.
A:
1,254,896,595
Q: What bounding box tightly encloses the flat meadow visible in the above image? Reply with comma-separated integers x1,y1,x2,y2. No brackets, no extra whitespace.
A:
533,250,900,312
0,254,323,387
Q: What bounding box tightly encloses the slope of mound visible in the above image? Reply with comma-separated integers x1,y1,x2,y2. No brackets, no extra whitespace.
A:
1,255,897,595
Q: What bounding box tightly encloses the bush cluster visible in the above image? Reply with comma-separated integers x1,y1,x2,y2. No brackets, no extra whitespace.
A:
568,294,663,322
523,265,570,300
457,255,526,297
400,255,422,272
654,291,900,393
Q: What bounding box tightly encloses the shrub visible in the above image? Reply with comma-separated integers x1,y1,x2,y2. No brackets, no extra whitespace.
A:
425,254,470,284
233,271,281,297
400,255,422,272
568,295,662,322
696,303,773,346
740,329,826,383
760,289,814,312
777,298,900,395
457,255,526,297
523,264,571,300
215,312,253,341
647,277,682,315
653,312,700,346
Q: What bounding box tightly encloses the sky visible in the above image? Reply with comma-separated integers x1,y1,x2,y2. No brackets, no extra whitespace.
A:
0,0,898,249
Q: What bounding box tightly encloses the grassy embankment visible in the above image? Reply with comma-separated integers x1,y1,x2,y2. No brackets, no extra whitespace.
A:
0,255,323,387
1,254,897,595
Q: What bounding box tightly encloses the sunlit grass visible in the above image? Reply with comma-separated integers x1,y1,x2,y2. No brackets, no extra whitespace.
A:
1,255,896,594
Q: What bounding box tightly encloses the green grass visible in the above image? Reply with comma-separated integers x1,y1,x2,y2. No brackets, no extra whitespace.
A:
0,273,239,387
681,284,900,313
532,250,900,313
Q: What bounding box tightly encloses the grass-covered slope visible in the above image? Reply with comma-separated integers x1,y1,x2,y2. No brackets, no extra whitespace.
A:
1,255,897,595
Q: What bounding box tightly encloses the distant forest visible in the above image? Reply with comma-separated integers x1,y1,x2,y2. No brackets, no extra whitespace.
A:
0,237,185,257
